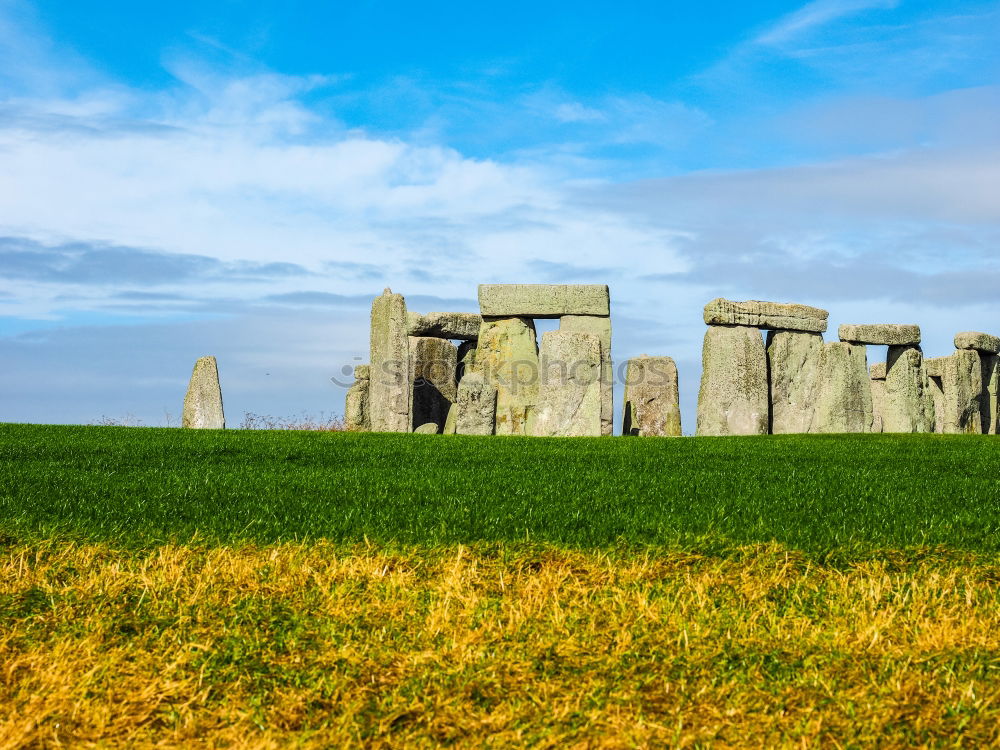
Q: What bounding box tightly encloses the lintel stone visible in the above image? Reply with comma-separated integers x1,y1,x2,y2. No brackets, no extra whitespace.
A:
702,298,828,332
838,324,920,346
407,311,482,340
954,331,1000,354
478,284,609,318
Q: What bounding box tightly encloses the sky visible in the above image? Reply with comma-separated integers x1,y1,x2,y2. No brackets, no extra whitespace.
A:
1,0,998,430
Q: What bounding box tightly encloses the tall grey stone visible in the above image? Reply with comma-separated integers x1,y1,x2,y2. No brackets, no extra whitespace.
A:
838,324,920,346
622,356,681,437
560,315,613,436
182,356,225,429
979,353,999,435
532,331,602,437
882,346,935,433
939,350,983,434
696,326,768,436
369,289,410,432
409,336,457,433
813,342,872,433
455,372,498,436
704,299,828,333
870,378,886,433
407,312,482,340
478,284,610,318
766,330,823,434
474,316,539,435
344,365,370,431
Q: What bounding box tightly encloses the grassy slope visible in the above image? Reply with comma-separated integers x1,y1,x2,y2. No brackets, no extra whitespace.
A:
1,423,999,554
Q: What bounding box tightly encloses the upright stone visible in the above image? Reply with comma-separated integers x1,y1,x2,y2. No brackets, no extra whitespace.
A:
870,367,886,434
344,365,370,431
182,356,225,429
560,315,613,436
474,317,539,435
457,341,477,381
455,372,498,436
532,331,602,437
369,289,410,432
696,326,768,436
409,336,458,433
766,330,823,434
939,350,982,434
622,356,681,437
925,357,947,433
813,342,872,433
954,332,1000,435
882,346,935,433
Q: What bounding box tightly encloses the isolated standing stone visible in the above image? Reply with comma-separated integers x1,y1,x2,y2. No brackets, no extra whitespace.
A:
703,299,828,333
409,336,458,433
838,324,920,346
622,356,681,437
696,326,768,436
560,315,613,436
938,350,983,434
344,364,370,431
766,330,823,434
478,284,610,318
455,372,498,436
182,356,225,429
532,331,602,437
882,346,935,433
474,317,540,435
369,289,410,432
407,312,482,340
813,342,872,433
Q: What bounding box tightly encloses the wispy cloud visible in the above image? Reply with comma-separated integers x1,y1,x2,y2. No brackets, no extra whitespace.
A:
754,0,900,46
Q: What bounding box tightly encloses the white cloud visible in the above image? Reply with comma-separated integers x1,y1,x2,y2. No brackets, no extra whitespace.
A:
754,0,900,46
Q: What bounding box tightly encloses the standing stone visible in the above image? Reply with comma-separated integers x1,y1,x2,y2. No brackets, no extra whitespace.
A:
938,350,983,434
474,317,539,435
409,336,457,433
182,356,225,429
455,372,498,436
622,356,681,437
344,365,370,431
704,299,828,333
532,331,602,437
696,326,768,436
457,340,477,382
560,315,613,436
954,333,1000,435
882,346,935,433
765,330,823,434
925,357,947,434
870,370,886,434
812,342,872,433
369,289,410,432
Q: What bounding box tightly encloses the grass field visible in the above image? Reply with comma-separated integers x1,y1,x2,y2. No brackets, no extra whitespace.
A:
2,423,1000,747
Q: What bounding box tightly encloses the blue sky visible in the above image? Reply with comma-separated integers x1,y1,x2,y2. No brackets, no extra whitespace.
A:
1,0,999,428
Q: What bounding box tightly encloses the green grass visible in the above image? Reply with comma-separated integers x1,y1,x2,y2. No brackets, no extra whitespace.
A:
1,422,998,555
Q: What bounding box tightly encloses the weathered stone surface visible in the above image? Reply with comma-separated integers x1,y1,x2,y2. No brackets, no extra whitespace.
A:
369,289,410,432
925,356,947,378
457,341,477,380
954,332,1000,354
443,403,457,435
838,324,920,346
766,330,823,434
409,336,457,433
870,378,886,433
813,342,872,433
928,376,945,433
870,362,886,380
979,353,999,435
414,422,439,434
455,371,498,436
478,284,610,318
532,331,602,437
344,366,370,432
882,346,935,433
182,356,225,429
938,350,983,434
407,311,482,340
696,326,768,436
474,317,539,435
622,357,681,437
703,299,828,333
560,315,613,436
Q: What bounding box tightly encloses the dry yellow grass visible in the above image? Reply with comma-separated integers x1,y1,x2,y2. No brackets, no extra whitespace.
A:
2,541,999,748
